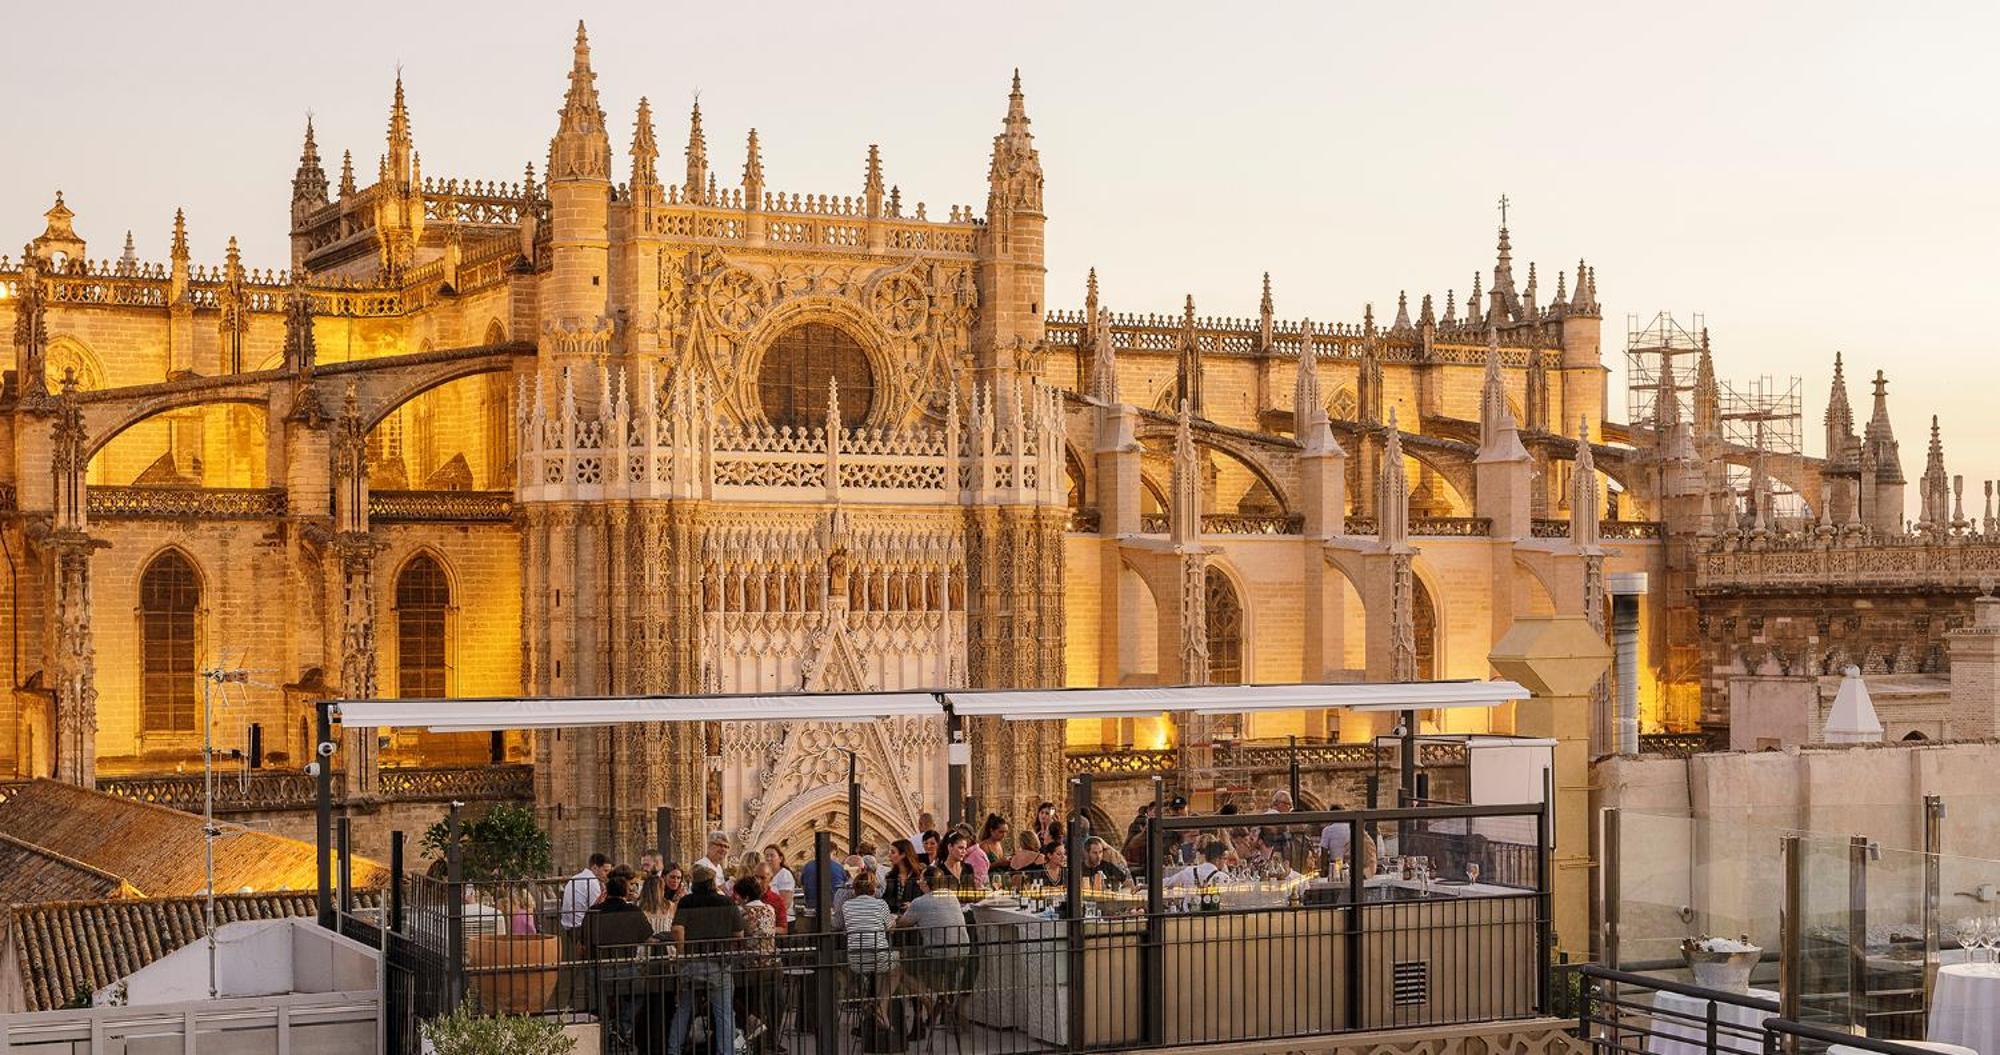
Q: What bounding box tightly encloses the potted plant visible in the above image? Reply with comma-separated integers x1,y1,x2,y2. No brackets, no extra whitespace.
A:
424,804,561,1015
422,1003,573,1055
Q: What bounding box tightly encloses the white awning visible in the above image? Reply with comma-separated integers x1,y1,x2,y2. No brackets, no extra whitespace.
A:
944,681,1527,720
331,692,943,732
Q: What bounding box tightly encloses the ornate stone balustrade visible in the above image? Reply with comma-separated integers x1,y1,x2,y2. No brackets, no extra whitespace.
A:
1065,739,1468,778
368,490,514,523
1343,515,1379,536
88,486,287,520
1065,749,1176,775
519,367,1065,508
1698,537,2000,590
1139,513,1169,534
1637,731,1719,758
1065,508,1101,534
1042,311,1572,367
1410,516,1492,537
1531,519,1663,541
1203,513,1304,536
97,764,533,815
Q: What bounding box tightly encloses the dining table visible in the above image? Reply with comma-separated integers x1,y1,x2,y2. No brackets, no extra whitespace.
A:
1930,962,2000,1055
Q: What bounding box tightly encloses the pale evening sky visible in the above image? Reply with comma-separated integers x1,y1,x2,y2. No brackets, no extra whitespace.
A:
5,2,1997,480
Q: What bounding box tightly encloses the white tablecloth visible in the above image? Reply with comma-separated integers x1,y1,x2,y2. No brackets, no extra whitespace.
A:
1932,963,2000,1055
1834,1043,1976,1055
1646,987,1778,1055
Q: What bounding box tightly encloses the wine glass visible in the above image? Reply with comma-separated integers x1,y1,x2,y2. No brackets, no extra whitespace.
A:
1953,917,1982,962
1980,916,1998,964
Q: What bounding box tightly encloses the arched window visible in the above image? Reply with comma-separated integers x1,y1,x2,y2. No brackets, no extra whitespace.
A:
1206,566,1244,685
396,555,450,698
140,552,200,734
1413,576,1437,681
758,323,873,431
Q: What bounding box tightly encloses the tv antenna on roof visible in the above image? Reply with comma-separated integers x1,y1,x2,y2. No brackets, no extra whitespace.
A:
197,649,276,1001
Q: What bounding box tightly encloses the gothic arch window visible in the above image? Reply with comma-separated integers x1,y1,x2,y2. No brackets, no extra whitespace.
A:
139,551,200,734
1413,575,1437,680
395,554,451,699
1206,566,1244,685
758,322,874,431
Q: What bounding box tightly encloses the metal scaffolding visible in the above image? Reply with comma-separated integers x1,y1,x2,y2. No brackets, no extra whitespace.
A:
1624,312,1705,430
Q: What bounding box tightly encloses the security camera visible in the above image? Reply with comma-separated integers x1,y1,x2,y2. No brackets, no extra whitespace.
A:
317,741,337,758
304,762,321,778
1392,724,1408,738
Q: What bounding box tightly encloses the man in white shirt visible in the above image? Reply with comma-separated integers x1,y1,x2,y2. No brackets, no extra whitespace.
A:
703,831,732,876
1319,810,1353,869
561,853,612,929
1165,841,1229,889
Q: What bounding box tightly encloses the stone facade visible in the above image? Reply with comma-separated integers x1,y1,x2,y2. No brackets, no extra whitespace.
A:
0,25,1674,866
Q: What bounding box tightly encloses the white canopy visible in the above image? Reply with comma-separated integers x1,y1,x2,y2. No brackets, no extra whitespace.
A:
331,692,943,732
332,680,1528,732
944,681,1527,720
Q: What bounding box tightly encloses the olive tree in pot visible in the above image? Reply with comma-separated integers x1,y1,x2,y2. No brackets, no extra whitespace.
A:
423,804,561,1015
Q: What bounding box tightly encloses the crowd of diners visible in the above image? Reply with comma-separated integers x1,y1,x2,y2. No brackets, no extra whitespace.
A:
521,790,1392,1052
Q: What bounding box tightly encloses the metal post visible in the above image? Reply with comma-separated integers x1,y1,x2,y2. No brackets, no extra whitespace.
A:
656,806,676,869
388,830,405,933
846,750,861,853
1073,773,1094,822
1143,814,1164,1046
444,802,465,1013
1847,834,1869,1033
337,816,354,917
1780,834,1803,1029
1398,709,1417,806
1537,788,1554,1013
1601,807,1621,970
812,831,837,1055
1924,795,1944,994
947,712,966,829
1288,735,1302,809
314,700,335,928
1345,814,1364,1029
1065,815,1088,1053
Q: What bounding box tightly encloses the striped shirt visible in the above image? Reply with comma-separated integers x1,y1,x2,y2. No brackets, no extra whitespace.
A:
842,895,896,973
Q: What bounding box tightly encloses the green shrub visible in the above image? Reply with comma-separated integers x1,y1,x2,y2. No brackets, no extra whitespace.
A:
422,803,553,881
421,1003,573,1055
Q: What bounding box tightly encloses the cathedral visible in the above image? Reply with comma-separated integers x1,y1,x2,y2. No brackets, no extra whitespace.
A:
0,24,1704,863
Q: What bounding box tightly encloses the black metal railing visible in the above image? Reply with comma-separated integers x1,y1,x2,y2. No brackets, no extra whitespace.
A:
1572,965,1957,1055
345,801,1553,1055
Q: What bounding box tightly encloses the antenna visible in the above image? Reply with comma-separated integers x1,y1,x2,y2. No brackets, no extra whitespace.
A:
196,648,275,1001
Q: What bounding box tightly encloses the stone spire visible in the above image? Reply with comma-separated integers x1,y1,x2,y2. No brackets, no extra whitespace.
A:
282,271,318,372
1391,290,1413,333
1571,257,1593,312
1258,272,1275,348
1920,415,1950,533
863,144,885,217
986,69,1043,215
1521,262,1539,317
1378,408,1410,548
1418,293,1436,329
1175,294,1203,416
1089,308,1120,404
1864,370,1905,484
547,21,610,183
681,99,709,202
1692,328,1719,440
1466,272,1484,328
170,208,188,262
1085,267,1099,319
629,96,661,199
742,129,765,204
1442,289,1457,326
1824,351,1856,464
1170,398,1201,545
1657,349,1697,468
1477,329,1529,463
339,150,356,197
386,72,414,186
1571,416,1601,549
116,231,137,274
13,243,48,401
1489,205,1519,324
292,116,329,211
1295,318,1322,423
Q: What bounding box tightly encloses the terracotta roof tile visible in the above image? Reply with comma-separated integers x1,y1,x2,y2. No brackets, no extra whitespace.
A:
0,780,386,897
0,834,131,905
2,891,375,1011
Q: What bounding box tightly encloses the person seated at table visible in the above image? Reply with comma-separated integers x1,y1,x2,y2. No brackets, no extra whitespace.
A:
894,868,972,1039
1166,841,1230,890
668,863,746,1055
842,869,899,1028
978,815,1013,879
750,860,789,934
1005,830,1047,875
936,830,984,891
1036,842,1069,887
584,873,659,1048
953,825,991,887
883,839,924,912
1079,836,1131,889
920,830,942,867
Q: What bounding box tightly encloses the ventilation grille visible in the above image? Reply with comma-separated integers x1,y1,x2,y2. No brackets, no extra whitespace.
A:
1392,960,1429,1006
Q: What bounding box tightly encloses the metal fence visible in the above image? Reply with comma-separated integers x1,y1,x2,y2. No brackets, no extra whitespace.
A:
1570,965,1960,1055
334,802,1554,1055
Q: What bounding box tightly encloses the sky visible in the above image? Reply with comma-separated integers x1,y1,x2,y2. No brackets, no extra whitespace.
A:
5,2,1998,477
